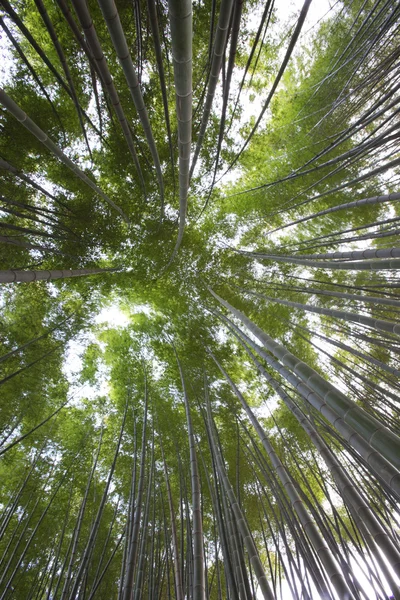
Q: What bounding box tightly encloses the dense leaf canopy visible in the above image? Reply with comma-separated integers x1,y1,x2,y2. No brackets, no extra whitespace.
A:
1,0,400,598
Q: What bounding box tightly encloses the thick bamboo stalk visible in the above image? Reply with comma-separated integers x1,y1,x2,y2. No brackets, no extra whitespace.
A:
167,0,192,261
0,267,117,284
223,339,400,587
220,312,400,500
294,247,400,260
66,0,147,196
0,90,129,222
268,193,400,234
209,288,400,469
265,283,400,308
244,288,400,336
236,248,400,271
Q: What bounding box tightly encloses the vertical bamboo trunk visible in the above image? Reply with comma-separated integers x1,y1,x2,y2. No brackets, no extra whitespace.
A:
33,0,92,158
133,457,153,600
146,0,175,188
0,472,67,599
209,351,357,600
97,0,164,210
0,157,73,213
122,375,148,600
61,429,103,600
174,348,206,600
205,376,275,600
0,267,118,284
166,0,192,260
86,529,126,600
68,406,127,599
160,438,184,600
189,0,235,178
221,312,400,500
199,424,240,600
266,191,400,236
237,248,400,270
69,0,146,195
245,288,400,336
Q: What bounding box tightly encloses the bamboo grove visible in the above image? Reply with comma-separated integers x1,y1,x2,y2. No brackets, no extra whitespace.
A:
0,0,400,597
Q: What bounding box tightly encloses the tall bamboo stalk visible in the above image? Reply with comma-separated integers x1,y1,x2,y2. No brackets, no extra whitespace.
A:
122,375,148,600
174,348,206,600
209,288,400,469
166,0,192,261
205,376,275,600
0,267,118,284
97,0,164,212
209,350,357,600
0,90,129,222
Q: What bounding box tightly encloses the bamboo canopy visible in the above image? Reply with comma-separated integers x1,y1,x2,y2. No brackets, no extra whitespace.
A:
1,0,400,598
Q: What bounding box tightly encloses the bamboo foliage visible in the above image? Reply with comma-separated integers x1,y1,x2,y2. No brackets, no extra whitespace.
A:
1,0,400,598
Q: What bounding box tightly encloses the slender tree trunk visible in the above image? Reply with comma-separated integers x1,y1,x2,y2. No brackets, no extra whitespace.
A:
174,347,206,600
122,374,148,600
160,438,184,600
220,311,400,500
205,374,275,600
166,0,192,261
209,350,357,600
